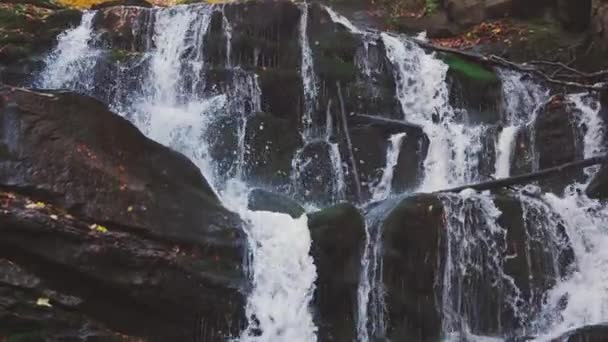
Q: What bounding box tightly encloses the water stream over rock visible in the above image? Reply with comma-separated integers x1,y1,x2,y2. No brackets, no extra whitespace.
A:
32,1,608,341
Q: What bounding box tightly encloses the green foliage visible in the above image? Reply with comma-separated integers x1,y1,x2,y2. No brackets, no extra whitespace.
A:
425,0,439,14
440,54,498,83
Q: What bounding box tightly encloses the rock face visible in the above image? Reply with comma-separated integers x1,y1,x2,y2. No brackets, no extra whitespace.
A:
0,87,248,340
512,95,584,193
380,191,573,340
308,203,366,342
0,3,82,86
586,163,608,198
550,324,608,341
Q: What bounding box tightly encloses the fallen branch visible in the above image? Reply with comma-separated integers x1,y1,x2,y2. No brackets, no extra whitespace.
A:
437,155,607,194
529,60,608,79
350,114,423,130
413,39,608,91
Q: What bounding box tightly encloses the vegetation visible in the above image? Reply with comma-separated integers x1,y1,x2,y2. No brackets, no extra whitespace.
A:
55,0,108,8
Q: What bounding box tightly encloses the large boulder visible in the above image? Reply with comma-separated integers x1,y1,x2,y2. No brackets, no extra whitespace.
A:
308,203,366,342
247,188,305,218
550,324,608,342
0,189,246,341
0,86,248,339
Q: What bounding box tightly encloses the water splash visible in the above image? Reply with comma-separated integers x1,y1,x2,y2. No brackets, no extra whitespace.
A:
37,11,99,91
370,133,407,201
324,6,362,34
238,209,318,342
494,70,548,178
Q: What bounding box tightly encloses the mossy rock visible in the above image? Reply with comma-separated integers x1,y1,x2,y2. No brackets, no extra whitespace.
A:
316,55,357,83
440,53,498,83
43,9,81,30
0,8,29,30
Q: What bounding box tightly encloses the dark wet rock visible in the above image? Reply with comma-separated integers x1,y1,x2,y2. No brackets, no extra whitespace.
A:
292,141,344,205
380,192,573,340
534,95,585,193
222,0,302,70
381,194,444,341
557,0,592,32
0,4,82,86
0,189,246,341
247,188,305,218
243,112,301,189
0,87,244,249
586,163,608,199
93,6,155,52
91,0,153,10
0,86,248,340
444,54,502,125
309,203,366,342
594,2,608,47
348,117,428,202
0,258,127,341
550,323,608,341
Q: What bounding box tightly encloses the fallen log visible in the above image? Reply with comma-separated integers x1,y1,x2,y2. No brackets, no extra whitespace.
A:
413,38,608,91
437,155,607,194
350,114,423,130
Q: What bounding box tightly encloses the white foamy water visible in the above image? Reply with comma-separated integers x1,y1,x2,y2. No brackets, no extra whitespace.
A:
370,133,406,201
239,210,318,342
494,70,548,179
381,33,483,191
530,95,608,340
37,11,99,91
299,3,317,139
324,6,362,34
494,125,519,178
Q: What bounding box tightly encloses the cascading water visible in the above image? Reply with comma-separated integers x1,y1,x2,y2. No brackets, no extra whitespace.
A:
381,33,484,191
33,2,608,341
370,133,407,202
494,70,548,178
38,4,319,341
37,11,98,91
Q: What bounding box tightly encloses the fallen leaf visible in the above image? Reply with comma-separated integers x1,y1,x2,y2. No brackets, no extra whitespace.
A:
36,297,52,308
50,214,58,220
89,224,108,233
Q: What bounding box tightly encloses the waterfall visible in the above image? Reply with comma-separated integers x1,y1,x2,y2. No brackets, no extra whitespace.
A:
530,95,608,339
37,11,98,91
494,126,520,179
37,4,319,341
370,133,407,201
381,33,483,191
299,3,317,140
33,2,608,341
494,70,548,179
238,209,318,342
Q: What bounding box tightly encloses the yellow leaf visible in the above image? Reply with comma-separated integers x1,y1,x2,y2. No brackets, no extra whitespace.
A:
36,297,52,308
89,224,108,233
